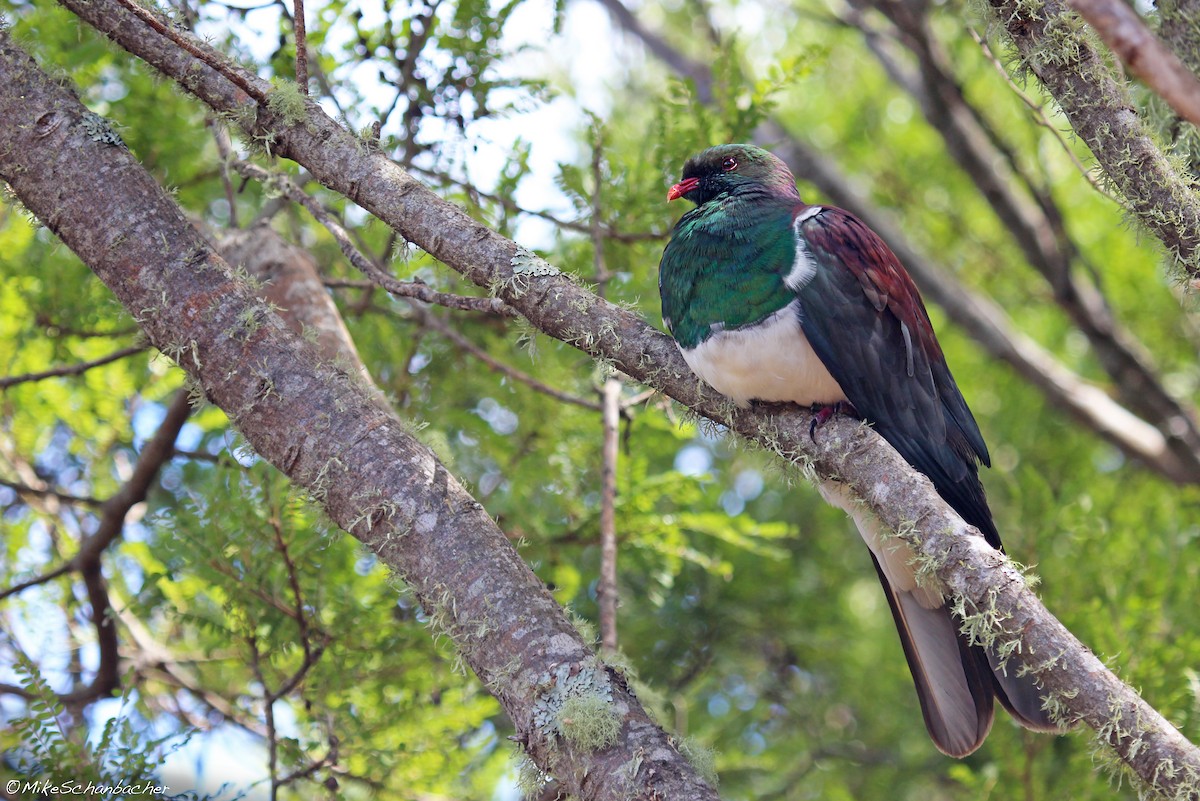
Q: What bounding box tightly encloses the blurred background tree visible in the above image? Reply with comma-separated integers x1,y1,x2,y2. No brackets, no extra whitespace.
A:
2,0,1199,799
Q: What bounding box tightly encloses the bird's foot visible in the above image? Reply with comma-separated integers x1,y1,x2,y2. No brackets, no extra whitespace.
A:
809,401,859,442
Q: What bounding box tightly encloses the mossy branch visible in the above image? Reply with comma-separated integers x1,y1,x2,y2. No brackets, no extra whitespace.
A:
987,0,1200,283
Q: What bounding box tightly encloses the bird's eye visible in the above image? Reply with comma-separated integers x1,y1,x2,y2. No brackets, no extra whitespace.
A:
722,156,738,172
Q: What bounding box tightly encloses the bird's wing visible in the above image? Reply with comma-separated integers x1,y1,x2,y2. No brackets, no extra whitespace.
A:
793,206,998,546
800,207,1061,738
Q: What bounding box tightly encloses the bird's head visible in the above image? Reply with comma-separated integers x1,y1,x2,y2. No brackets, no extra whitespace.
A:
667,144,799,205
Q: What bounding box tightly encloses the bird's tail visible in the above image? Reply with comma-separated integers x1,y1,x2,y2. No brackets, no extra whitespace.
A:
989,650,1063,733
819,479,1061,756
869,552,994,756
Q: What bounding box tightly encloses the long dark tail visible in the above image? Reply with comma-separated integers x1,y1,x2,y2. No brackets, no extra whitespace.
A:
869,555,1060,757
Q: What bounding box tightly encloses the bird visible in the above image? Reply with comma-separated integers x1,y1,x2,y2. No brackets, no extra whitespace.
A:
658,143,1060,756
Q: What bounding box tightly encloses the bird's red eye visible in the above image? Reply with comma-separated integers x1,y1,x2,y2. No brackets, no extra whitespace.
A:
722,157,738,172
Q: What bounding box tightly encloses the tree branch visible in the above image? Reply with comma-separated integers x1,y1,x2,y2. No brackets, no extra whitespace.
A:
0,479,103,508
408,163,667,244
219,225,379,386
414,308,604,411
0,29,716,801
1157,0,1200,77
587,0,1200,483
292,0,308,95
597,376,621,654
986,0,1200,279
1066,0,1200,128
0,388,192,709
228,160,514,317
0,344,145,390
842,0,1200,476
27,6,1200,796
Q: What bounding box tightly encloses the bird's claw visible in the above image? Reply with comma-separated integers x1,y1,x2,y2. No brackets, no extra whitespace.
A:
809,401,859,442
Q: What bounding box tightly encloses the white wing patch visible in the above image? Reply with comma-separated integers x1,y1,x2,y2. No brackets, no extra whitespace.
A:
784,206,823,291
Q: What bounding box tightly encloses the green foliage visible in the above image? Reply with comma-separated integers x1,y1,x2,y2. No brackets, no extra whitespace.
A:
3,653,187,798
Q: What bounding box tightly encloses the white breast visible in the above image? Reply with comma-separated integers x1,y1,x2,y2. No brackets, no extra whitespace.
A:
679,300,846,408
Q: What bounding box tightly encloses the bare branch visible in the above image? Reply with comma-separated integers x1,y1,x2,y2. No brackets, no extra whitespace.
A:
593,136,620,654
0,389,192,707
229,160,514,316
0,344,145,390
207,116,241,228
0,562,75,604
292,0,308,95
0,479,103,508
598,376,621,654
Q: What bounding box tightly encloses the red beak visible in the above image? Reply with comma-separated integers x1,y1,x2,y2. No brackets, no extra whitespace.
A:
667,176,700,202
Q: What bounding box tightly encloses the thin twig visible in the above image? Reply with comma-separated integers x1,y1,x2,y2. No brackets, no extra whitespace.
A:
0,562,75,602
968,28,1124,206
292,0,308,95
230,160,513,316
112,0,267,103
0,390,192,709
409,163,666,243
0,479,103,508
598,376,621,654
207,117,241,228
33,314,139,339
592,132,620,653
247,635,280,801
0,344,145,389
416,309,602,411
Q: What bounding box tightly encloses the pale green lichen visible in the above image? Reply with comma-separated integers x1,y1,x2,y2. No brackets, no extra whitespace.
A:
515,753,550,799
679,736,719,787
79,111,126,148
565,608,598,647
511,246,561,278
557,694,621,752
951,588,1011,652
265,79,308,127
531,659,618,750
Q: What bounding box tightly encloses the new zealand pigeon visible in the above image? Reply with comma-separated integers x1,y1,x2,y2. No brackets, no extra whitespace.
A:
659,143,1060,756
